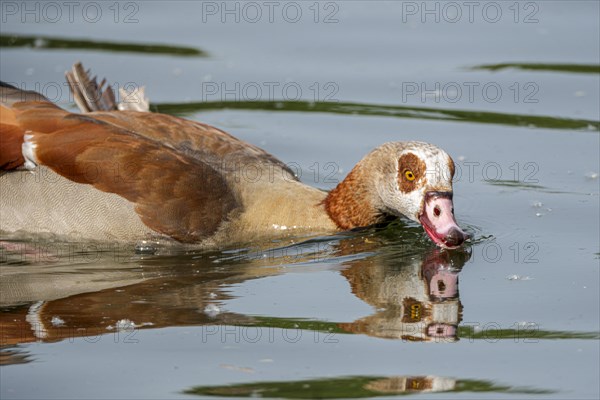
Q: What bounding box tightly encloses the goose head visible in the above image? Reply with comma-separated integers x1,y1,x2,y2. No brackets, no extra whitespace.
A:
325,141,469,249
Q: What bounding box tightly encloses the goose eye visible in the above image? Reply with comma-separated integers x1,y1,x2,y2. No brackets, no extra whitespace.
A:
405,170,416,181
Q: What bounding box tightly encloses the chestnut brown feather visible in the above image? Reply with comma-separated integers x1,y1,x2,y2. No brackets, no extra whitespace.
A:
0,123,25,170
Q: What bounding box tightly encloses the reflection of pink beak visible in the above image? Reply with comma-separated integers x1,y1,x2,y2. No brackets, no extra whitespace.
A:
427,323,457,338
429,270,459,299
419,192,470,249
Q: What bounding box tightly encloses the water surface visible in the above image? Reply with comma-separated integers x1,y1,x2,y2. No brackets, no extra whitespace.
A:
1,1,599,399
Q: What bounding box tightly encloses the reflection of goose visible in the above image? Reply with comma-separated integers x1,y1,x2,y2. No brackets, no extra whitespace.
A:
0,238,468,354
0,63,467,248
0,253,273,347
339,248,469,341
188,375,457,397
364,375,456,393
183,374,554,398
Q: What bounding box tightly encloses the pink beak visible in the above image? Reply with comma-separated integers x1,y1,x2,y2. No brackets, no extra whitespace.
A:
427,323,457,338
419,192,469,249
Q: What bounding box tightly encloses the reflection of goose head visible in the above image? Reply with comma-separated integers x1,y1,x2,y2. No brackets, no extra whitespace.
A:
422,247,470,301
339,247,470,341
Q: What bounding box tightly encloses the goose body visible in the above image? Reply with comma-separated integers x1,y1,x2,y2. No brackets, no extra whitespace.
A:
0,64,468,248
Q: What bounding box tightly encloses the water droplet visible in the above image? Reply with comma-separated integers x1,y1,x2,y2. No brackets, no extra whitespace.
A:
135,240,157,254
507,275,533,281
584,172,598,180
204,304,221,318
33,39,47,48
115,319,136,331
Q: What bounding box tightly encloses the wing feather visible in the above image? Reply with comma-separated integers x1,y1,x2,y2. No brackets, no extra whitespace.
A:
29,118,239,242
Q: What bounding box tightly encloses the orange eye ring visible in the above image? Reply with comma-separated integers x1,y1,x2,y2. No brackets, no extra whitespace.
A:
405,170,415,181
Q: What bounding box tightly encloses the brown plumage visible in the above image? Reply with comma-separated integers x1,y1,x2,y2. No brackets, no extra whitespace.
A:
0,63,468,248
324,164,386,230
0,122,24,170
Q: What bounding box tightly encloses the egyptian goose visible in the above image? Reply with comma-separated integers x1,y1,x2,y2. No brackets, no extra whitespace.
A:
0,63,468,248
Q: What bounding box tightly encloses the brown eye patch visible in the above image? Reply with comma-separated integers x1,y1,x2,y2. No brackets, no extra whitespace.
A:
398,153,426,193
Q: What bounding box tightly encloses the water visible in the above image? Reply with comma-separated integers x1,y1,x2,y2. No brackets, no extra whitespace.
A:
1,1,599,399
